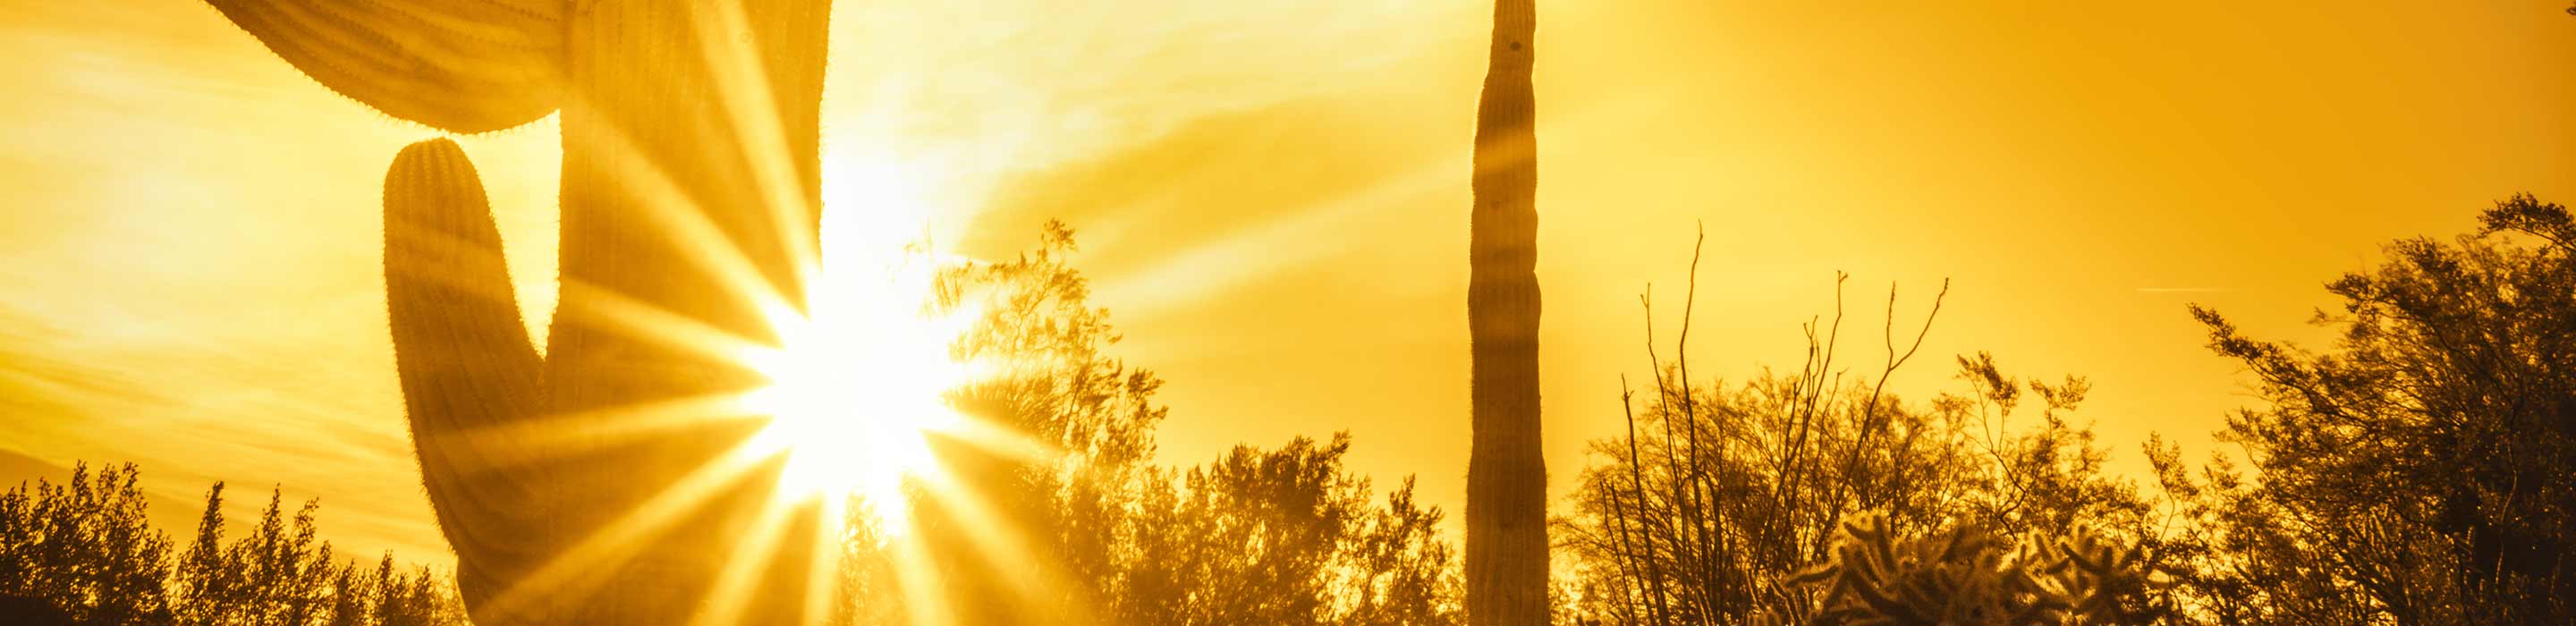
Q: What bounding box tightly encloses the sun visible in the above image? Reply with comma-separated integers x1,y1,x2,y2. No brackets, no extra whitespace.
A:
737,158,974,530
739,258,969,526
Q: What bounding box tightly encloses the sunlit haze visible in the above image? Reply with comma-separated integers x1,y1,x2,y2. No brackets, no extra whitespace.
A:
2,2,2571,610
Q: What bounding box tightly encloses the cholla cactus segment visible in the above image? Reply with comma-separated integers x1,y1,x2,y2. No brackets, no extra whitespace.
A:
204,0,565,133
2027,533,2174,624
1790,515,2174,626
1809,517,2033,625
379,138,550,619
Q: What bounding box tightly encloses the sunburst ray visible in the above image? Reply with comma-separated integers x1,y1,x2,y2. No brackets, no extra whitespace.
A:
690,0,822,295
686,490,810,626
475,434,788,619
578,106,804,320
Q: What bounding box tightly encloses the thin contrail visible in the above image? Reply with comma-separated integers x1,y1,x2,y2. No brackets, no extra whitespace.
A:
2134,287,2233,293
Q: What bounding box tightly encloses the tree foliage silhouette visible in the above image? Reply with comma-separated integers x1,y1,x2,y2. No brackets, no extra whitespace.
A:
1,463,174,625
1552,317,2153,623
2,464,467,626
1549,236,2162,625
1562,198,2576,626
2164,194,2576,625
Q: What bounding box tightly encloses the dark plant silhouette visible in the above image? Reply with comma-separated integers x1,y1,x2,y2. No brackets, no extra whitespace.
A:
1549,232,2156,625
1552,318,2148,624
1120,436,1460,626
1,463,173,625
1464,0,1548,622
1,462,469,626
2164,194,2576,625
201,0,835,622
1554,196,2576,625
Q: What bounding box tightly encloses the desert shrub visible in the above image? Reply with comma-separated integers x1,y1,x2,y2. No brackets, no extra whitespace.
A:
1,465,463,626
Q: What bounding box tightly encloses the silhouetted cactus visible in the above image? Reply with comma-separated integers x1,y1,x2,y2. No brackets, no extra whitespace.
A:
1775,515,2174,626
206,1,835,624
2023,531,2173,624
1464,0,1547,623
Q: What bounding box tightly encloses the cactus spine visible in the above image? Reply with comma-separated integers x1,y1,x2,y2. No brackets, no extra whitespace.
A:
213,1,835,624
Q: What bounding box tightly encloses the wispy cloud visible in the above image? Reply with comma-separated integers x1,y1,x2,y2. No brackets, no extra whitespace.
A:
2134,287,2233,293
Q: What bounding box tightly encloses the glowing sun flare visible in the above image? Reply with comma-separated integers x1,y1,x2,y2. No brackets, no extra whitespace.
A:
741,266,964,522
738,162,974,529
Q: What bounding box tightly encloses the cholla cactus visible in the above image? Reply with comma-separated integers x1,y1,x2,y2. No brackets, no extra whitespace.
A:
2024,531,2174,624
207,1,835,624
1778,515,2174,626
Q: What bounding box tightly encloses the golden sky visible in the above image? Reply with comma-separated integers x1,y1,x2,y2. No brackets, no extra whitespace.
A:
2,0,2571,565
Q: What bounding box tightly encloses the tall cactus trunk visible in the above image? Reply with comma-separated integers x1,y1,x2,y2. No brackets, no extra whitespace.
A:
1463,0,1546,625
542,4,831,624
215,1,833,623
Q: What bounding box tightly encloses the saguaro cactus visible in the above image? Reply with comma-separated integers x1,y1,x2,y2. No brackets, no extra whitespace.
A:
1464,0,1546,624
208,1,834,624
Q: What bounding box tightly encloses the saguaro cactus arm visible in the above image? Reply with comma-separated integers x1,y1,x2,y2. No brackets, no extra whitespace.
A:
210,0,835,621
205,0,566,133
381,138,547,615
